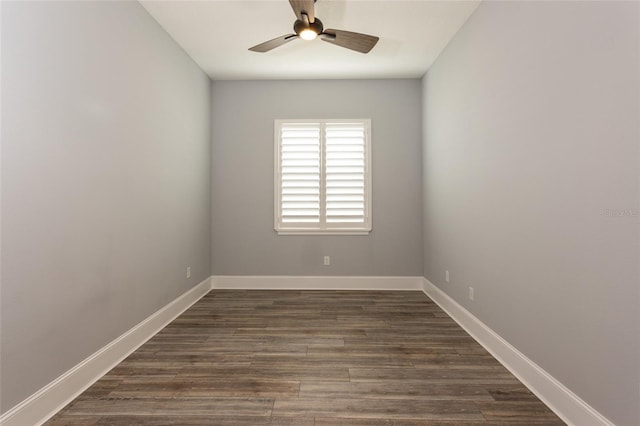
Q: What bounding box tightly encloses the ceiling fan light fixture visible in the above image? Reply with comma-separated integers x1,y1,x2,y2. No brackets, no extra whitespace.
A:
294,17,323,41
299,29,317,40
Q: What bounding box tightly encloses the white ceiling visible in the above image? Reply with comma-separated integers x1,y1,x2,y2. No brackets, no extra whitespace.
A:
139,0,480,80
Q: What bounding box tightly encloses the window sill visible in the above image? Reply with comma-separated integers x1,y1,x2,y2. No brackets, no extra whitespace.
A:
276,229,371,236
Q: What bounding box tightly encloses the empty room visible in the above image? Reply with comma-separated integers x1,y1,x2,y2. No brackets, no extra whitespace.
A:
1,0,638,425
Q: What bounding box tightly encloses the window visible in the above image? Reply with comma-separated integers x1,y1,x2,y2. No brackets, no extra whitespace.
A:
275,119,372,235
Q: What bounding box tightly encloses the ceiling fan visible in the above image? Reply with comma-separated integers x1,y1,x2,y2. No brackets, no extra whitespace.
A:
249,0,379,54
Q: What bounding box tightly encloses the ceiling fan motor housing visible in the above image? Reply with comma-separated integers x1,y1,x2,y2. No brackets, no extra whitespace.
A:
294,17,323,37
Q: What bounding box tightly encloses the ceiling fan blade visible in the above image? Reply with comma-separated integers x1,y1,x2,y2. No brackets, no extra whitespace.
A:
289,0,315,22
249,34,298,53
321,29,379,53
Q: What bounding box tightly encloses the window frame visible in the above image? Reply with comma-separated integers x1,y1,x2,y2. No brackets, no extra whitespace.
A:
274,119,372,236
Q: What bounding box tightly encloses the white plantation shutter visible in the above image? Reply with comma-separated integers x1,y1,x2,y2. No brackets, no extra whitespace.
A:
275,119,371,234
279,123,321,223
325,122,367,224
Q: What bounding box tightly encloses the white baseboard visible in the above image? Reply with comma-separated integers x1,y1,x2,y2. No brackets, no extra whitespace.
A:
212,275,424,290
0,277,212,426
2,276,612,426
422,278,614,426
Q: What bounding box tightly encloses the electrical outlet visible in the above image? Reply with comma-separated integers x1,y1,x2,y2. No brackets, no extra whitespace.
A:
323,256,330,266
469,286,474,301
186,266,191,279
445,270,450,283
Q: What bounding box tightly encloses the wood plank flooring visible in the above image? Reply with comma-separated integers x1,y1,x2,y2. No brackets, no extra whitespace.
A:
46,290,564,425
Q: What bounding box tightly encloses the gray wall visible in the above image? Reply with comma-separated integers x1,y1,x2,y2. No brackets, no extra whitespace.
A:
1,1,211,412
211,80,423,276
422,2,639,425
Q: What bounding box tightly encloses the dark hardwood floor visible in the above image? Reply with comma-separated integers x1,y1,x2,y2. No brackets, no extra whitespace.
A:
46,290,564,425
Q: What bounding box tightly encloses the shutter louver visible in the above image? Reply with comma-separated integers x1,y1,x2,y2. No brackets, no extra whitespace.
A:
325,122,366,224
280,123,321,223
